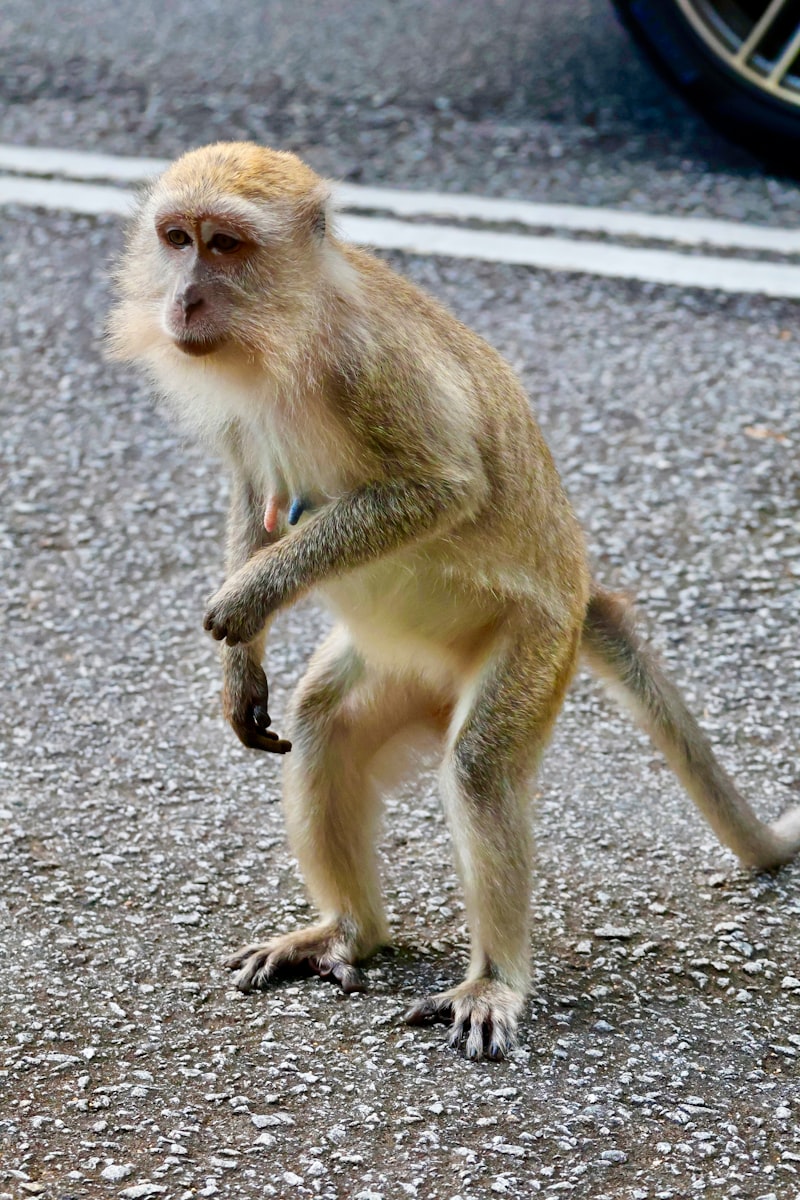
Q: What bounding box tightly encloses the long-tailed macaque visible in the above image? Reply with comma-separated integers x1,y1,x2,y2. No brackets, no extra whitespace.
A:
108,142,800,1060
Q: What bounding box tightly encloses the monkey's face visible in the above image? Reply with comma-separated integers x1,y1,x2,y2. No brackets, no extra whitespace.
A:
154,207,262,357
108,143,334,372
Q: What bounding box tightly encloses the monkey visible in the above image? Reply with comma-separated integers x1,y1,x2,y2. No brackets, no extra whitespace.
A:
108,142,800,1061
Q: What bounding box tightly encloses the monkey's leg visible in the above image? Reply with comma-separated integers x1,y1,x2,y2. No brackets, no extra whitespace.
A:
227,626,441,994
406,617,581,1060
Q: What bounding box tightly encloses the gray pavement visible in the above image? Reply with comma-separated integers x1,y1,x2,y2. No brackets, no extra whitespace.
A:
2,2,800,1198
1,0,800,223
1,206,799,1197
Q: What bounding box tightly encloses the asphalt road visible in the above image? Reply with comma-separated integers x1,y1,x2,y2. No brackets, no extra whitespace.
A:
1,3,800,1199
2,0,800,222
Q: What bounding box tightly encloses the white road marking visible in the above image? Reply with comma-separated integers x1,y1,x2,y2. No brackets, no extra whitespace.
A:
0,144,168,184
338,186,800,255
0,174,135,216
2,143,800,298
337,214,800,298
2,142,800,253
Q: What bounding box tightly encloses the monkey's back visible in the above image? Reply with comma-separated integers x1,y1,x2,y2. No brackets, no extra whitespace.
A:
335,244,590,630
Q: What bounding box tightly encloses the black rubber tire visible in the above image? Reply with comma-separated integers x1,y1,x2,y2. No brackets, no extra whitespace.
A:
611,0,800,163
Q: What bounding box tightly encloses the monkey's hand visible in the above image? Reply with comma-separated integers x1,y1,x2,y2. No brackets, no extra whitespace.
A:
204,561,284,647
221,646,291,754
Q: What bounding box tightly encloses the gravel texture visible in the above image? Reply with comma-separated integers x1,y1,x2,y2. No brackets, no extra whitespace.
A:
1,203,799,1197
2,0,800,225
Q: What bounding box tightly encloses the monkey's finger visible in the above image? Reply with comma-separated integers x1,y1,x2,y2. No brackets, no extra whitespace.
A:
249,733,292,754
252,704,272,729
252,726,280,742
235,723,292,753
203,613,241,643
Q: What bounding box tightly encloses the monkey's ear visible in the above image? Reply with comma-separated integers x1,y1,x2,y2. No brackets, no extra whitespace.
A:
296,182,331,240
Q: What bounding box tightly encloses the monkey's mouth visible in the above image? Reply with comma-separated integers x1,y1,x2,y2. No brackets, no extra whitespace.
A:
173,336,221,357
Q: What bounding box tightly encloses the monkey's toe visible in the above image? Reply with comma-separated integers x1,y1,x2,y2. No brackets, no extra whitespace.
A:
404,980,522,1061
310,955,367,993
224,927,369,995
227,949,280,991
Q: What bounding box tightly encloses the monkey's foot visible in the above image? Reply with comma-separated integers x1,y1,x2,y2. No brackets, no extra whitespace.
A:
404,979,524,1061
224,921,371,995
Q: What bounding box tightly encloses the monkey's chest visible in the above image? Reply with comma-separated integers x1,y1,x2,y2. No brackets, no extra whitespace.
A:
236,411,349,509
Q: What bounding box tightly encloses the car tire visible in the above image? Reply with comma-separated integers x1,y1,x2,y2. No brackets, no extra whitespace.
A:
611,0,800,162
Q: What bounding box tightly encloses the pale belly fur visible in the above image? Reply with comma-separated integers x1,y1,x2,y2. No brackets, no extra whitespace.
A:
318,544,504,687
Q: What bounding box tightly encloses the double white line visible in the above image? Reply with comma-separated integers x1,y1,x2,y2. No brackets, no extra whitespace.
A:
2,143,800,299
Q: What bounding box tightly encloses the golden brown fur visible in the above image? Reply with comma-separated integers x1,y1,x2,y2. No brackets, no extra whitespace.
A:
109,142,800,1060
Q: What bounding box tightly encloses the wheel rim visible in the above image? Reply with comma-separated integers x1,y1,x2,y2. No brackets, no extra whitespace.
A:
676,0,800,107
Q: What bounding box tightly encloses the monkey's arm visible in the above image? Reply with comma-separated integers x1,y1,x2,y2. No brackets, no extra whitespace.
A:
204,472,481,647
218,471,292,753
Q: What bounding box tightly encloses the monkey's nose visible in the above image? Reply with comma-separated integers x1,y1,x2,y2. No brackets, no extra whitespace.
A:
180,285,204,321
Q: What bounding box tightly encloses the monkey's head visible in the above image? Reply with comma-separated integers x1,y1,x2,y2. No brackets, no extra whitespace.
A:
108,142,333,368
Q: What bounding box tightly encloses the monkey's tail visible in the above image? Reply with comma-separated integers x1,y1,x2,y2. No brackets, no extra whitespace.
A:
582,586,800,870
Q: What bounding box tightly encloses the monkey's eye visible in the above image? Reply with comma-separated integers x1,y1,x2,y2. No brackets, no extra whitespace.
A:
165,228,192,248
208,232,241,254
